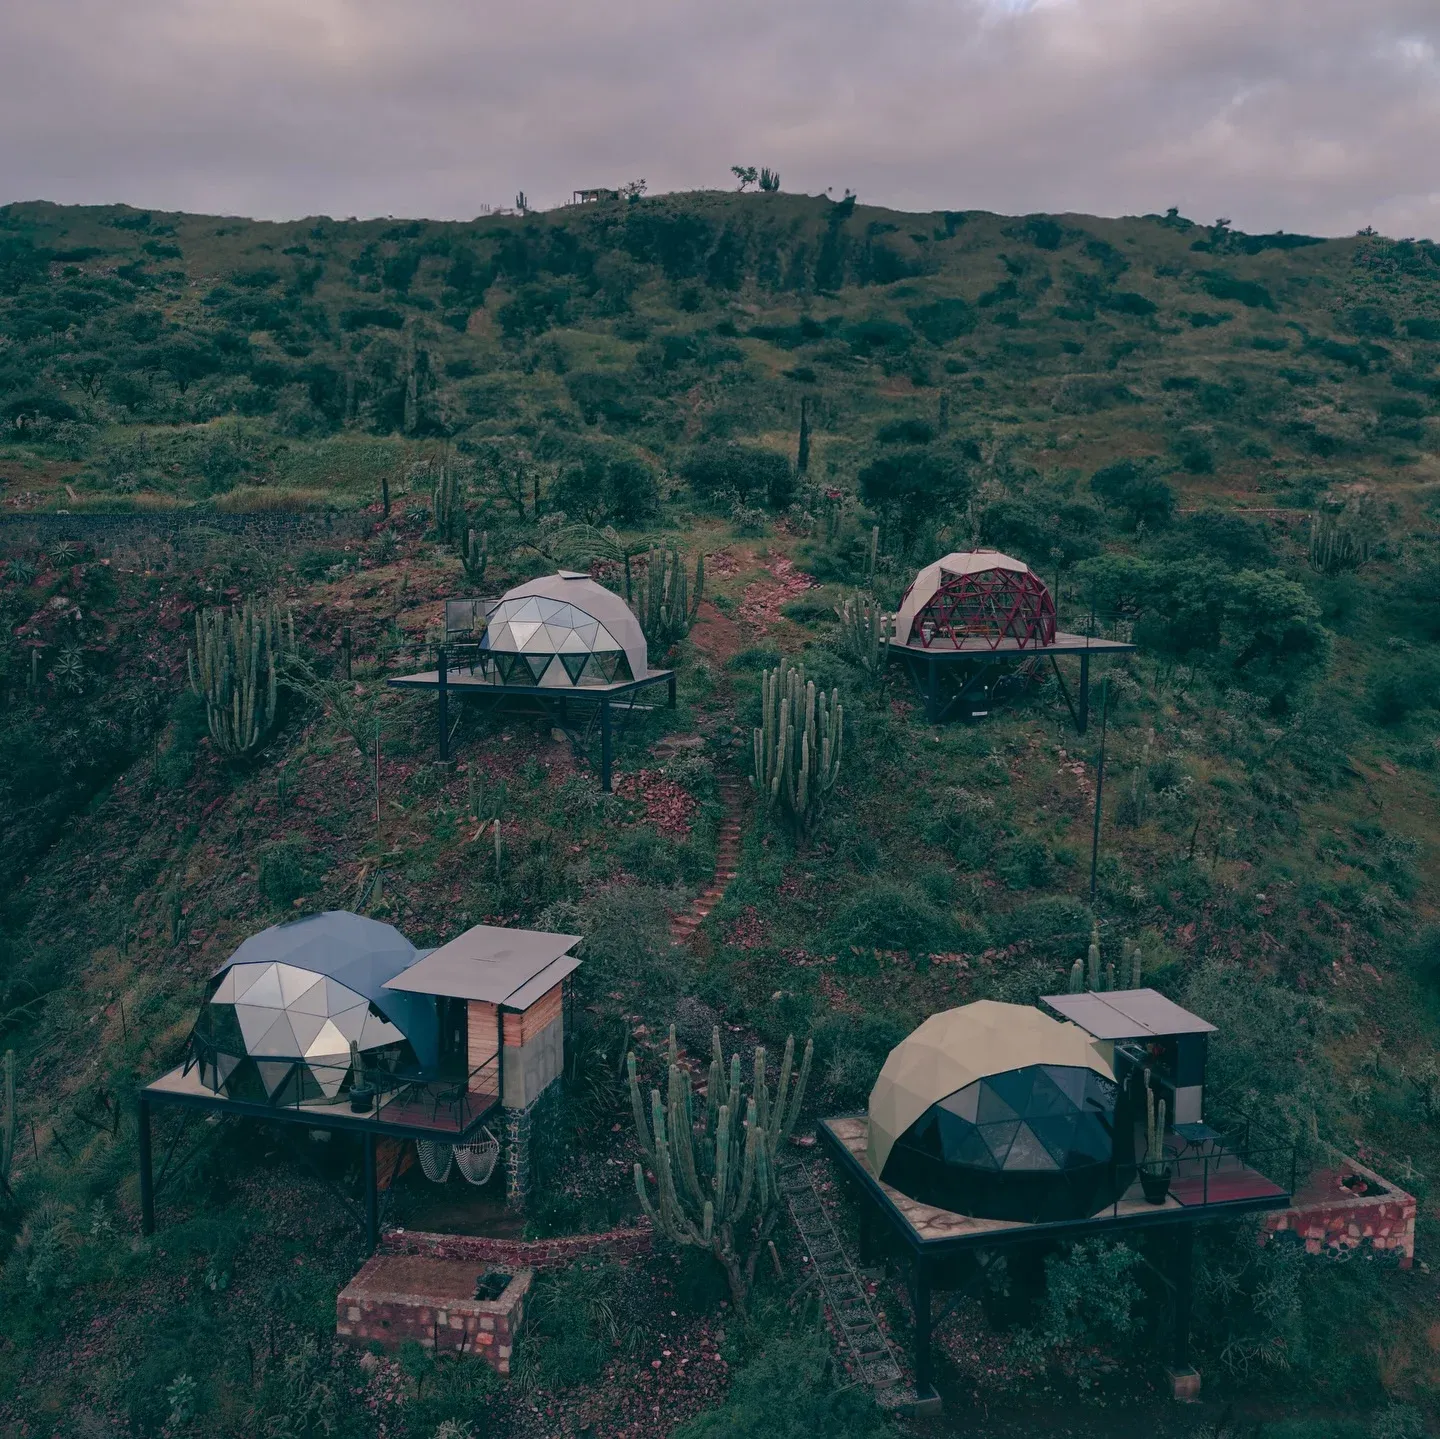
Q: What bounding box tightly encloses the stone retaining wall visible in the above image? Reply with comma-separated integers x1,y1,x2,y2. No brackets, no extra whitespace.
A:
380,1222,652,1270
337,1256,531,1373
1262,1156,1416,1268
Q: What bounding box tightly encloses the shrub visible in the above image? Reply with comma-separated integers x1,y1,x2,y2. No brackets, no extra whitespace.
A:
674,1329,890,1439
827,879,959,957
257,837,320,907
1367,656,1440,725
681,442,795,510
995,837,1052,890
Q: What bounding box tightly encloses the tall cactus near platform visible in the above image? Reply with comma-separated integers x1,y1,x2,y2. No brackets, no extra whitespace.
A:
187,602,295,757
630,1024,812,1316
834,591,891,682
751,662,843,838
634,545,703,649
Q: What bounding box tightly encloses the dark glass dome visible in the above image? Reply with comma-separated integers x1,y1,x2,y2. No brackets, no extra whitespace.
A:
879,1062,1120,1223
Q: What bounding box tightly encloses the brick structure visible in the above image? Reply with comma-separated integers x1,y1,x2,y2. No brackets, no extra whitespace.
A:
381,1221,652,1271
337,1256,532,1373
1261,1156,1416,1268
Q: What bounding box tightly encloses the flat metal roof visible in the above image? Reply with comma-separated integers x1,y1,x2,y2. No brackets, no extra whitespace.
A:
383,924,581,1007
1040,988,1217,1040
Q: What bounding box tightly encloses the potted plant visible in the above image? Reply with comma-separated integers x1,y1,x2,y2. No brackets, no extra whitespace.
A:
348,1041,376,1114
1139,1076,1171,1204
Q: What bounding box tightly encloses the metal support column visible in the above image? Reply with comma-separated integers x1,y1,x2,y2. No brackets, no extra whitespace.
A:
667,673,677,709
925,657,939,723
364,1132,379,1255
1078,652,1090,735
437,646,449,762
1172,1223,1194,1370
913,1256,934,1395
138,1095,155,1236
600,697,613,793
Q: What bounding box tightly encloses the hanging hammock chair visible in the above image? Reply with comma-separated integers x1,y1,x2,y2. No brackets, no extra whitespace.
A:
416,1139,454,1184
453,1127,500,1186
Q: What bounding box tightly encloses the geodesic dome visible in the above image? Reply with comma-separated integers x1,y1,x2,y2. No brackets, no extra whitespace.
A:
894,551,1056,650
478,572,648,687
868,1001,1120,1223
189,911,439,1107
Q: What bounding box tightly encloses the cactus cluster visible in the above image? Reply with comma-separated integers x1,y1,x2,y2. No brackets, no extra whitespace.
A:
1309,495,1380,576
834,591,891,681
432,465,463,546
633,545,703,649
1068,925,1143,993
463,527,489,586
187,602,295,757
751,662,843,838
1,1049,14,1200
630,1025,812,1314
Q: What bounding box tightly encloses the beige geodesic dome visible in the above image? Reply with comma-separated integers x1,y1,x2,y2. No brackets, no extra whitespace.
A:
479,572,649,687
866,1000,1114,1178
893,550,1056,650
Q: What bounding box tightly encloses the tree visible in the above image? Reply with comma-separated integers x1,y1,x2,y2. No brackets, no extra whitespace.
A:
731,166,758,192
621,179,647,202
856,448,967,546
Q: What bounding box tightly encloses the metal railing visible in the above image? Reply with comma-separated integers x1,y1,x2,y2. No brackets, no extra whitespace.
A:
187,1037,501,1133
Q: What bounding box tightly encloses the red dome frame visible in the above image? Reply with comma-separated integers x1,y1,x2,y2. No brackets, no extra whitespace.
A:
903,566,1057,650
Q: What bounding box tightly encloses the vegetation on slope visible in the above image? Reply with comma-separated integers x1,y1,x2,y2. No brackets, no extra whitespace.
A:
2,188,1440,1434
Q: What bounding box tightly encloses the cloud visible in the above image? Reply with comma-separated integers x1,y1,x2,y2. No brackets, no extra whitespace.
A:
1,0,1437,236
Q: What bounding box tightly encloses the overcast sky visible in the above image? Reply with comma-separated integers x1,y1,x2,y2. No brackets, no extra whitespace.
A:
2,0,1438,238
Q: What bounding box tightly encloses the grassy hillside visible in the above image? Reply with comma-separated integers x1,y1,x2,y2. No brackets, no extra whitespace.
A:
3,190,1440,1436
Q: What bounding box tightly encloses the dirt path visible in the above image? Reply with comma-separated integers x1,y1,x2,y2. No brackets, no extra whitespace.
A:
665,595,749,945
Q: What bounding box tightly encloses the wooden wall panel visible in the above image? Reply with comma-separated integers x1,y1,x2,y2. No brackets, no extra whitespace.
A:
467,1000,499,1076
503,984,563,1047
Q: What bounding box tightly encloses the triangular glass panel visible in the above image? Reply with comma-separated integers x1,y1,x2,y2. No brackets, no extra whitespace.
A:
228,963,274,1002
572,622,599,647
328,1004,369,1043
255,1059,295,1097
978,1119,1021,1165
235,1003,282,1050
251,1012,300,1057
277,964,323,1007
484,623,514,651
509,621,541,649
558,628,590,653
522,653,552,683
288,980,336,1018
210,970,238,1004
236,964,284,1009
594,652,622,683
360,1013,405,1049
1005,1123,1060,1171
323,978,363,1016
1040,1065,1091,1108
975,1081,1021,1125
937,1083,981,1124
560,652,589,685
286,1011,327,1053
208,1006,246,1053
308,1059,346,1099
1022,1068,1072,1119
511,598,542,621
305,1017,350,1059
592,623,620,651
613,652,635,681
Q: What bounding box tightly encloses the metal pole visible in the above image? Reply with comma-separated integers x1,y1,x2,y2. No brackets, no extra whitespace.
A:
1078,652,1090,734
437,646,449,763
138,1095,155,1236
913,1257,933,1394
1172,1224,1194,1370
667,673,677,709
364,1133,379,1254
600,697,613,793
926,657,939,723
1089,675,1110,907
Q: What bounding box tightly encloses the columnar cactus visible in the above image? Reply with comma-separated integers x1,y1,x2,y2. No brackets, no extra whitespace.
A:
463,527,489,586
634,545,703,649
187,602,295,757
432,465,462,545
834,591,891,680
751,662,843,838
630,1025,812,1315
1142,1071,1169,1175
1,1050,14,1197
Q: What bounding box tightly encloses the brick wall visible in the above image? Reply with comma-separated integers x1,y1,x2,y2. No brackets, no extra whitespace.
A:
1262,1156,1416,1269
380,1222,653,1270
337,1258,532,1373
